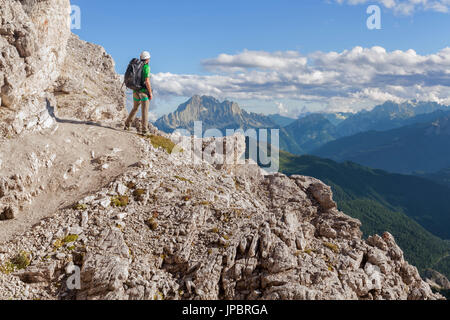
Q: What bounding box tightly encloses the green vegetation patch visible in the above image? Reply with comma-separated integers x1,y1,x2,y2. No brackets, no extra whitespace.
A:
54,234,79,250
0,251,31,274
72,203,87,211
145,218,158,231
210,227,219,234
148,135,176,154
174,176,193,184
111,196,129,207
324,242,340,254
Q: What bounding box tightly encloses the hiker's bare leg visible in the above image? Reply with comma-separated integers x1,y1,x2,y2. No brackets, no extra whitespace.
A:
125,92,141,127
141,93,149,133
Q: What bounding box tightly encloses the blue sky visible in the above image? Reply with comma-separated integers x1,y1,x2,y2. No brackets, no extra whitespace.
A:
71,0,450,118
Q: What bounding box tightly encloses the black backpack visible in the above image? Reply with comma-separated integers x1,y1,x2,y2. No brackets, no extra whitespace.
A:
124,58,145,91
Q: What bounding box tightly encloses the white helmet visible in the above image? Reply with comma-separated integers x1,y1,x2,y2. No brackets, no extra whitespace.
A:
140,51,151,60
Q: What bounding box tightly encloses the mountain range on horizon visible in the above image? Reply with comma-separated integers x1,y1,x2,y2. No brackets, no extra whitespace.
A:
313,112,450,174
154,95,277,134
154,96,450,158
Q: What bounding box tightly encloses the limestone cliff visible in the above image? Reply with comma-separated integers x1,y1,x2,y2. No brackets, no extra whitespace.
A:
0,0,126,138
53,33,127,123
0,0,71,136
0,0,128,223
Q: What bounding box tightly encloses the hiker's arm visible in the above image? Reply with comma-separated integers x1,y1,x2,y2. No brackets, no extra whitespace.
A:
145,78,153,100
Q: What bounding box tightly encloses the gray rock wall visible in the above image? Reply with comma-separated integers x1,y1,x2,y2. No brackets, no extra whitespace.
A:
0,0,126,137
53,34,127,123
0,0,71,136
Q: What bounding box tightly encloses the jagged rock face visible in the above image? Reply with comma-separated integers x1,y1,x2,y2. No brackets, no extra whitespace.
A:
424,269,450,290
155,95,276,133
0,130,443,300
0,0,71,137
53,34,127,123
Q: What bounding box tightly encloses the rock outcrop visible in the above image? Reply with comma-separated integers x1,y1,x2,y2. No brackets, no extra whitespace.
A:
53,34,127,123
424,269,450,291
0,130,443,300
0,0,71,137
0,0,126,138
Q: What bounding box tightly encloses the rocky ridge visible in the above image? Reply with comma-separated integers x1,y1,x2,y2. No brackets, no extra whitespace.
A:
53,33,127,123
0,128,443,300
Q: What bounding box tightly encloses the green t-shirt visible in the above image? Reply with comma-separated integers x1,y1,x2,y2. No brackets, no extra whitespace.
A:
135,64,150,93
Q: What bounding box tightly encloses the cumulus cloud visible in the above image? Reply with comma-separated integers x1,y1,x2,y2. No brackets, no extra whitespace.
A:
334,0,450,15
151,47,450,112
202,50,308,73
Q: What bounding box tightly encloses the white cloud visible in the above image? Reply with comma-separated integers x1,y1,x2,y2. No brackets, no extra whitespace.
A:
202,50,308,72
276,102,289,115
334,0,450,15
148,112,158,123
151,47,450,113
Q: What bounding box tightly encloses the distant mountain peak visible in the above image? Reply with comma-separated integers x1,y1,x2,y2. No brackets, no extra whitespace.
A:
155,96,276,133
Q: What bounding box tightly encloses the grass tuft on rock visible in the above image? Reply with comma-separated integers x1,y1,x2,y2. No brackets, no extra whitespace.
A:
54,234,79,250
0,251,31,274
323,242,340,254
148,135,176,154
73,203,87,211
63,234,79,243
145,218,158,231
111,196,129,207
174,176,193,184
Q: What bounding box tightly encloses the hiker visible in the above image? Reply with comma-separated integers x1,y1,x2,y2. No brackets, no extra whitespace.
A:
124,51,153,135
